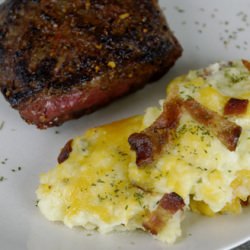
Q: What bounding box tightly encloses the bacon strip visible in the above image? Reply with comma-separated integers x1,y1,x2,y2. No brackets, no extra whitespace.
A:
184,98,242,151
242,59,250,71
58,139,73,164
129,95,242,167
224,98,249,116
128,98,182,167
143,192,185,235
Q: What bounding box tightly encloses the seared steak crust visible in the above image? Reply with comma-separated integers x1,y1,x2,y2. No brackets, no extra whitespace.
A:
0,0,182,128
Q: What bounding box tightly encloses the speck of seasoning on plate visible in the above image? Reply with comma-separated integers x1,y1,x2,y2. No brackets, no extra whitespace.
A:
55,130,60,134
0,121,5,130
174,6,185,13
237,11,249,24
11,166,22,173
238,27,245,32
0,176,6,182
1,158,8,165
35,200,39,207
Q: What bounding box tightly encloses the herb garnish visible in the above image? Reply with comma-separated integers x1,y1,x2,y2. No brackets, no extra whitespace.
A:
0,176,6,182
0,121,5,130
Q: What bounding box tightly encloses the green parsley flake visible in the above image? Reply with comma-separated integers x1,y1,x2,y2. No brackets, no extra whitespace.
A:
0,121,4,130
0,176,6,182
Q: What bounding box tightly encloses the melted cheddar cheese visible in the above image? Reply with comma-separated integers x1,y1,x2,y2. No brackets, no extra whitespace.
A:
38,117,162,232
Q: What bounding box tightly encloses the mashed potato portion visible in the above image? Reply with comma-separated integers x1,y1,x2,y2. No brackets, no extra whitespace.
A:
38,117,162,231
37,60,250,243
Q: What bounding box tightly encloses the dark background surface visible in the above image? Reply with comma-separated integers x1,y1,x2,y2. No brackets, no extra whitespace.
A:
235,242,250,250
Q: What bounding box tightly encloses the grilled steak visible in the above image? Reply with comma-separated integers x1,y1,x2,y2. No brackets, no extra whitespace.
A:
0,0,182,128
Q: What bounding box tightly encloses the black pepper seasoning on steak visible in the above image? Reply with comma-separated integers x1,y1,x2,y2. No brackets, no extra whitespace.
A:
0,0,182,128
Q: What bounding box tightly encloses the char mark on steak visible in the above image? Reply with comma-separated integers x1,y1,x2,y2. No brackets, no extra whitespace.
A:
0,0,182,128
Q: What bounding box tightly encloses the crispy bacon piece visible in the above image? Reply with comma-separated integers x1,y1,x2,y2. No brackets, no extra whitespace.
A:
159,192,185,213
240,197,250,207
57,139,73,164
242,60,250,71
143,192,185,235
128,98,182,166
128,133,154,167
224,98,249,116
184,98,242,151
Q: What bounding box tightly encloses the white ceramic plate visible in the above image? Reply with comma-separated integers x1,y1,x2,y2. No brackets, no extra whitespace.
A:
0,1,249,249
